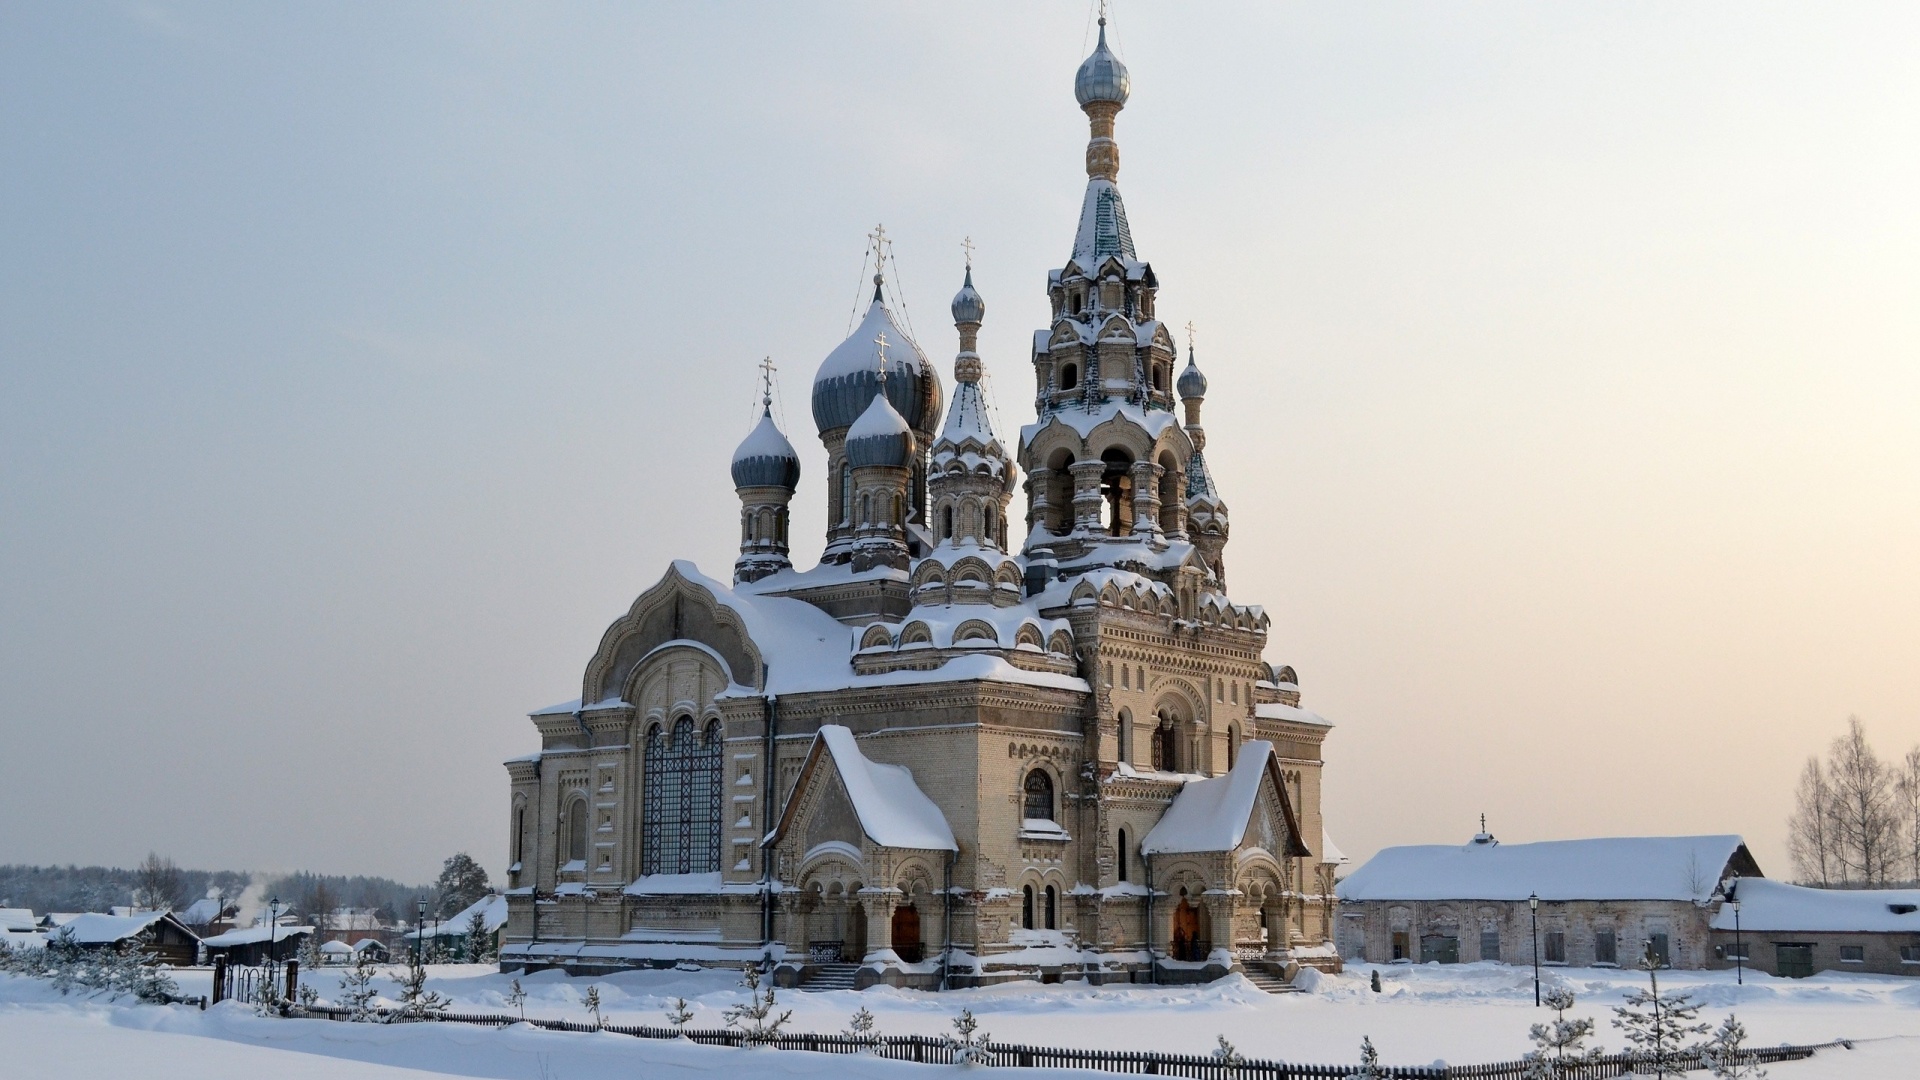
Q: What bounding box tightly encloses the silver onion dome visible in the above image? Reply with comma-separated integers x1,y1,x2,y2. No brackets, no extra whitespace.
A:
1177,353,1208,399
730,408,801,490
811,282,942,436
844,391,915,468
950,266,985,325
1075,19,1131,107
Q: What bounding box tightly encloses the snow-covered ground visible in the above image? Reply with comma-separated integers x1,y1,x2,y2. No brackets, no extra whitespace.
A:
5,961,1918,1078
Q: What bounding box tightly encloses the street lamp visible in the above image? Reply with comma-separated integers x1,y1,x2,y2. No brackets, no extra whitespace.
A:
1730,877,1745,987
415,898,427,965
267,896,281,1002
1528,892,1541,1007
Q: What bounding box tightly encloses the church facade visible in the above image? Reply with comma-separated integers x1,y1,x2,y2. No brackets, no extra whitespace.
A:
499,22,1343,989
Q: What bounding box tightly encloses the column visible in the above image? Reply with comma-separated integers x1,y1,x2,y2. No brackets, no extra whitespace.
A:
1070,461,1106,534
1131,460,1163,538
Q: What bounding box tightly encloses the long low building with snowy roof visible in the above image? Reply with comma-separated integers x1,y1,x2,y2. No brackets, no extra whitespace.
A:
1335,831,1763,970
1711,877,1920,978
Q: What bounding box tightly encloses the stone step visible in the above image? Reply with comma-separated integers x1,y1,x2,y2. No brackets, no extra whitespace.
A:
798,963,861,991
1242,969,1298,994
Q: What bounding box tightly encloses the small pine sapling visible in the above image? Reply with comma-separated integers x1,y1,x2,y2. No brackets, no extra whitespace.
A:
1611,941,1710,1078
295,983,320,1011
1214,1034,1245,1074
947,1008,991,1065
506,977,528,1021
721,963,791,1046
388,948,451,1022
1343,1036,1385,1080
665,996,695,1033
340,951,379,1021
845,1005,879,1049
1699,1015,1768,1079
1522,986,1601,1079
583,984,603,1028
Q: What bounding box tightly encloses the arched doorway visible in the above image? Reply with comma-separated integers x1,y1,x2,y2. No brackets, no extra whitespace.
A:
1171,895,1202,962
891,903,922,963
845,899,867,962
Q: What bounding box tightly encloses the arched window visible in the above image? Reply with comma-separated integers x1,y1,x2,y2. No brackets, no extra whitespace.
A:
1117,708,1132,764
512,804,526,867
566,797,587,864
1022,884,1035,930
1044,885,1058,930
642,716,722,875
1060,362,1079,391
1023,769,1054,821
941,504,954,540
860,492,871,525
839,462,853,524
1153,711,1178,772
1227,723,1240,771
1117,827,1129,882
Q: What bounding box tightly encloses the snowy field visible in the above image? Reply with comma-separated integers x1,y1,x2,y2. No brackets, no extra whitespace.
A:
4,961,1919,1078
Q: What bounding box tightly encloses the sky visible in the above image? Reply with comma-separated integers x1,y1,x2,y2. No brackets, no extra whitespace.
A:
2,2,1916,887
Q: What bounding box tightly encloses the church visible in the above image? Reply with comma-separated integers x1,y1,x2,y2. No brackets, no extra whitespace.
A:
499,20,1344,990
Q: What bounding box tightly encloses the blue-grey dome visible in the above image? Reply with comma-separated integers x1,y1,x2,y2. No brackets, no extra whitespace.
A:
950,266,985,325
1177,354,1208,399
1075,19,1130,107
845,391,915,468
731,408,801,489
811,291,942,436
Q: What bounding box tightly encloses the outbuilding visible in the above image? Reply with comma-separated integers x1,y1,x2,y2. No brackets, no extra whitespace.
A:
53,912,201,967
1336,832,1762,970
1712,877,1920,978
199,923,314,966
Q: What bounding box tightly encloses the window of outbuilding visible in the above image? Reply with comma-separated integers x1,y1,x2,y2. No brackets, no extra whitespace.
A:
1594,929,1617,966
1543,931,1566,964
1840,946,1865,963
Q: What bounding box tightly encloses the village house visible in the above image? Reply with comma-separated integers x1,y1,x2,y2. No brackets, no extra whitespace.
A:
199,922,314,966
53,912,200,967
1711,877,1920,978
1336,832,1762,971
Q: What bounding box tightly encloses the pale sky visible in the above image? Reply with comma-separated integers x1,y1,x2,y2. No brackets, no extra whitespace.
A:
2,2,1916,885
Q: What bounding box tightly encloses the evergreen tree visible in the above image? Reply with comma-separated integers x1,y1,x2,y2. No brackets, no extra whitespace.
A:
433,854,490,918
1699,1015,1769,1079
387,946,450,1022
722,963,791,1046
665,996,693,1033
1213,1034,1245,1074
1611,942,1710,1077
1343,1036,1385,1080
463,909,494,963
506,978,528,1022
583,984,603,1028
339,951,379,1022
947,1008,990,1065
1522,986,1601,1079
845,1005,878,1049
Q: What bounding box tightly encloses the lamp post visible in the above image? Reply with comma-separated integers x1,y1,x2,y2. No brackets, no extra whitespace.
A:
415,898,427,966
267,896,281,1001
1528,892,1541,1007
1731,882,1744,987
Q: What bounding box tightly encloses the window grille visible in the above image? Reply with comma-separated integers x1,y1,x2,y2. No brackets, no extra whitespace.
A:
642,717,723,875
1024,770,1054,821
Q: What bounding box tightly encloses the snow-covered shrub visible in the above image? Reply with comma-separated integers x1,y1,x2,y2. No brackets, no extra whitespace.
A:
1611,944,1709,1078
1699,1015,1768,1079
583,985,603,1028
722,963,791,1046
665,996,694,1033
1343,1036,1385,1080
845,1006,879,1050
1521,986,1603,1079
947,1008,991,1065
506,977,528,1022
1214,1034,1245,1074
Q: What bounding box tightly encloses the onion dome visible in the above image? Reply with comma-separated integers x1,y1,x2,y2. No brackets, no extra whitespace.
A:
844,391,915,468
950,266,985,325
811,277,942,436
730,407,801,490
1074,18,1131,107
1177,351,1208,399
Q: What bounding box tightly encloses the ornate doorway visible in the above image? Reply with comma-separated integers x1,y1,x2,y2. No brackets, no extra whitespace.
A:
891,903,922,963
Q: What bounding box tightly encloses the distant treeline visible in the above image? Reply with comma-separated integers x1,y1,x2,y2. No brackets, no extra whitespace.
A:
0,863,430,922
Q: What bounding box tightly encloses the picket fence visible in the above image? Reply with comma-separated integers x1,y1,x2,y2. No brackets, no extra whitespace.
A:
299,1004,1838,1078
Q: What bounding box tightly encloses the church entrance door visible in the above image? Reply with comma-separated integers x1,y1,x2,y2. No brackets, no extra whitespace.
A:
1171,899,1203,962
891,903,922,964
845,901,868,962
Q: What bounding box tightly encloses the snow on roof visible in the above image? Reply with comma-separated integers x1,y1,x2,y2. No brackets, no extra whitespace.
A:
1020,398,1182,449
54,912,169,944
200,924,314,947
622,872,725,896
1336,835,1753,904
1322,830,1349,866
353,938,387,952
408,894,509,938
177,898,224,925
778,725,957,851
1143,741,1299,856
319,939,353,953
1714,878,1920,933
1253,701,1333,728
0,909,35,932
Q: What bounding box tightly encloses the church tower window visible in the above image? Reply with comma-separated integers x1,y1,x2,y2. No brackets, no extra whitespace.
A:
839,462,853,524
565,797,587,866
642,716,723,876
1117,827,1129,882
1023,769,1054,821
1060,363,1079,391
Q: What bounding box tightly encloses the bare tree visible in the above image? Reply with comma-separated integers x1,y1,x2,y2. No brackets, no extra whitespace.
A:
1827,717,1899,885
304,880,338,936
132,853,183,912
1895,747,1920,886
1787,757,1836,886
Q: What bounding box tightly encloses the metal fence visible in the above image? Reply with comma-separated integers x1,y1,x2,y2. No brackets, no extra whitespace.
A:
297,1004,1837,1078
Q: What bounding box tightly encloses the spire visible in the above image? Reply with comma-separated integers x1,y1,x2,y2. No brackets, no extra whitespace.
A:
1075,14,1130,183
931,259,1013,552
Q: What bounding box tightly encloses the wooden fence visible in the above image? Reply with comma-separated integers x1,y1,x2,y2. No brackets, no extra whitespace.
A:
297,1004,1838,1078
